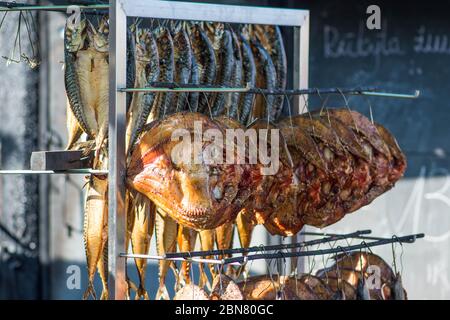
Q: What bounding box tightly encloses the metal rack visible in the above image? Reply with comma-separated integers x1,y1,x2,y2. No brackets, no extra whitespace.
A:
119,230,424,266
0,0,423,300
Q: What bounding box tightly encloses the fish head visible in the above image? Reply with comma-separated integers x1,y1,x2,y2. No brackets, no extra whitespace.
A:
86,19,109,52
127,112,243,230
65,19,87,52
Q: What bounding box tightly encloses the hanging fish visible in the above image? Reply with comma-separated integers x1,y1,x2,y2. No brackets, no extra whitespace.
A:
225,28,243,120
237,31,256,125
126,28,159,155
155,208,178,300
177,225,198,288
253,25,287,121
249,36,276,122
130,192,155,300
204,22,234,116
170,21,192,113
64,19,94,138
153,26,175,118
188,23,216,114
82,175,108,300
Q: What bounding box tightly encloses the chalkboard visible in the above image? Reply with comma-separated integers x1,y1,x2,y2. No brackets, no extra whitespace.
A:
298,0,450,176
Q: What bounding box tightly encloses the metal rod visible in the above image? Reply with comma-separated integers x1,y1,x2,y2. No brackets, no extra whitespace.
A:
302,231,419,243
0,169,107,175
0,4,109,12
361,90,420,99
164,230,372,259
119,85,376,95
107,0,128,301
119,253,241,266
223,233,425,265
119,85,420,99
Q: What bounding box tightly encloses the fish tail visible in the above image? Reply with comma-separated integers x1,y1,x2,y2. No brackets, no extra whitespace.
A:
135,286,150,300
155,284,170,300
82,282,97,300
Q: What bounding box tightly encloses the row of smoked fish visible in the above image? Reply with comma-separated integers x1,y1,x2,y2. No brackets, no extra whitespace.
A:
175,252,407,300
63,17,407,300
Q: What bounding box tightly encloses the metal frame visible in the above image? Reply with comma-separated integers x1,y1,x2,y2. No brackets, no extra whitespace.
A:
108,0,310,300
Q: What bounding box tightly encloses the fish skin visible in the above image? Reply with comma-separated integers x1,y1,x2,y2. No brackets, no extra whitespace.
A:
238,33,256,125
126,29,159,156
215,221,235,275
254,25,287,120
97,240,109,300
198,229,216,290
131,192,155,300
207,24,234,116
65,99,83,150
171,23,193,113
188,23,217,114
85,20,109,166
249,37,276,122
126,26,136,114
82,175,108,300
64,19,94,138
153,27,175,118
226,28,243,120
177,225,198,288
155,208,178,300
187,48,200,112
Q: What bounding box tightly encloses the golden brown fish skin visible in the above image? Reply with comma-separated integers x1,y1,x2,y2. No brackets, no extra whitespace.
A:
254,25,287,120
238,32,256,125
97,240,109,300
226,28,243,120
131,193,155,300
126,28,159,156
205,23,234,116
153,27,175,118
155,208,178,300
249,37,276,122
82,175,108,300
65,100,83,150
177,225,198,287
171,22,192,112
64,19,94,137
86,20,109,161
188,23,217,113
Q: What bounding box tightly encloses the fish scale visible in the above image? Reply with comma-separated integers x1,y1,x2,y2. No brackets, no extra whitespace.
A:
127,29,159,156
153,27,175,118
171,24,193,113
226,29,243,120
189,23,216,114
238,34,256,125
131,193,155,300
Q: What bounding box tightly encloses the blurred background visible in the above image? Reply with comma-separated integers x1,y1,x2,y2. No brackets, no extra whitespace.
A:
0,0,449,299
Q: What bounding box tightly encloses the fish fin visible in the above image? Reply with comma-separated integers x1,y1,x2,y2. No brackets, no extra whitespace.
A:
82,283,97,300
156,285,170,300
135,286,150,300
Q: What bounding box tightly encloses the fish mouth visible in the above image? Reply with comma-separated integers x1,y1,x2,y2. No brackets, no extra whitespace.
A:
127,160,237,230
